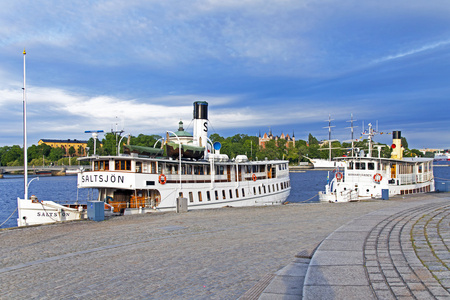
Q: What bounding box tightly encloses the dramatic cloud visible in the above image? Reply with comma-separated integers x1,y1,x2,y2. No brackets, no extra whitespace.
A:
0,0,449,148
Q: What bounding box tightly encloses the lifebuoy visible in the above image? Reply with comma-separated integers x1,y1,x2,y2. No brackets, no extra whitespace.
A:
373,173,382,183
252,174,257,181
335,172,343,181
159,174,167,184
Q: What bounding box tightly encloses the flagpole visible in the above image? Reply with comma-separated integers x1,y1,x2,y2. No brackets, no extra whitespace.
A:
23,49,28,200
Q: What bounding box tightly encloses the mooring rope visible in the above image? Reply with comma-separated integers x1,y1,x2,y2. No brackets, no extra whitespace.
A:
0,207,18,227
435,177,450,181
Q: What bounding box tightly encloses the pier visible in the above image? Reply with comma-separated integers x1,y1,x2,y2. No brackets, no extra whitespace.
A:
1,193,449,298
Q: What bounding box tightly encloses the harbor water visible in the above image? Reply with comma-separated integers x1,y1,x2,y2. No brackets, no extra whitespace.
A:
1,167,449,229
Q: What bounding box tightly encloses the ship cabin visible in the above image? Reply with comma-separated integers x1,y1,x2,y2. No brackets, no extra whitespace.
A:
78,154,291,213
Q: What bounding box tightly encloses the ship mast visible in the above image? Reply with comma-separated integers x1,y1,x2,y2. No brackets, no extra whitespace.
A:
324,115,335,161
346,114,357,157
23,49,28,200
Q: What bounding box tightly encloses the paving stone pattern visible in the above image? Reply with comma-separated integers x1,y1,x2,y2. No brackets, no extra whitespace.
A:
0,201,402,299
2,193,449,299
302,193,450,300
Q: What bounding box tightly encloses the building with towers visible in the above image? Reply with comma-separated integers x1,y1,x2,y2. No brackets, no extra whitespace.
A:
259,129,295,149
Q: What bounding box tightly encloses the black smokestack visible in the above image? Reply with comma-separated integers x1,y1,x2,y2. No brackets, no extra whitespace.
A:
393,131,401,140
193,101,208,120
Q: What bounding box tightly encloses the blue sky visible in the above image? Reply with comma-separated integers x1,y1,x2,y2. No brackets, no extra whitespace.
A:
1,0,449,150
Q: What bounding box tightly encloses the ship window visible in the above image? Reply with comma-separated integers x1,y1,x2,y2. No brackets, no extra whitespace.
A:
229,190,233,199
198,191,202,202
194,166,199,175
272,184,275,192
94,160,109,171
179,192,183,198
189,192,193,203
206,165,211,175
253,187,256,194
146,181,155,186
216,166,224,175
242,188,245,197
222,190,226,200
187,165,192,174
215,191,219,200
259,186,262,194
115,160,131,171
263,185,266,193
368,163,375,170
136,162,142,173
355,162,366,170
206,191,211,201
165,164,172,174
151,162,157,174
236,189,239,198
349,162,354,170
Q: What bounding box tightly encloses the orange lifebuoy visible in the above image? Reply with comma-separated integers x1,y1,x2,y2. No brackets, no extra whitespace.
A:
252,174,257,181
373,173,382,183
335,172,343,181
159,174,167,184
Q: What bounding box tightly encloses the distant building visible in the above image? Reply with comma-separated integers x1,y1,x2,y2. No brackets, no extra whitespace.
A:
167,121,193,145
38,139,89,156
419,148,446,154
259,129,295,149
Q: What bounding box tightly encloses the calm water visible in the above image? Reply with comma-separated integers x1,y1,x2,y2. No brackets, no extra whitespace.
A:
1,167,449,229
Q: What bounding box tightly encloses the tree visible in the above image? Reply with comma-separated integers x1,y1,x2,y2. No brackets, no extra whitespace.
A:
1,145,23,166
68,146,76,157
49,147,65,162
308,133,319,146
401,137,409,149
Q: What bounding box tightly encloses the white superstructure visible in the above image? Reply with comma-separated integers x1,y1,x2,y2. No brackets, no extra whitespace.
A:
319,126,435,202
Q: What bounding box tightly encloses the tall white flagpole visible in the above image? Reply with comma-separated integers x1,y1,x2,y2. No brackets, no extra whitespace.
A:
23,49,28,200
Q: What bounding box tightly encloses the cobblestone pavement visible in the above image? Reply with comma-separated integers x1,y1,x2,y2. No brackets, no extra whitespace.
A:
1,199,407,299
301,193,450,300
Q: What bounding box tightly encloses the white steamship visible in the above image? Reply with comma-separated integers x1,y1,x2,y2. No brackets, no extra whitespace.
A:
319,125,435,202
77,101,291,214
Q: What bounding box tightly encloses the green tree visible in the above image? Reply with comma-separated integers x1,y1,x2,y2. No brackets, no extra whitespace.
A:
256,140,280,160
1,145,23,166
308,133,319,146
49,147,65,162
401,137,408,149
68,146,76,157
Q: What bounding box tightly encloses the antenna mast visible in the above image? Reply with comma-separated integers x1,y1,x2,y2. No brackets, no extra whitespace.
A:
323,114,335,161
23,49,28,200
346,114,357,157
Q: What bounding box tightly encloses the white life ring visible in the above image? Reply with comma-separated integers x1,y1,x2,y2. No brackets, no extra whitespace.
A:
159,174,167,184
373,173,382,183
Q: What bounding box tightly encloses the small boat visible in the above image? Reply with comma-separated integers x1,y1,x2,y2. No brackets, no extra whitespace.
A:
17,50,86,227
319,125,435,202
34,169,52,176
77,101,291,214
434,151,450,165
